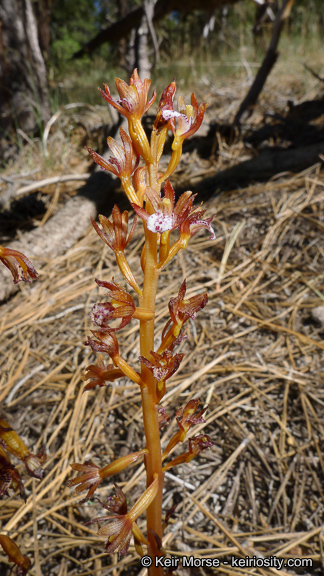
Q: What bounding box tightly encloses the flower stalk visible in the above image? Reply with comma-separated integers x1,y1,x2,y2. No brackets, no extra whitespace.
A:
70,70,215,573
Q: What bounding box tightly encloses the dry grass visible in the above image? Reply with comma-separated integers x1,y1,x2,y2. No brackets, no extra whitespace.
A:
0,74,324,576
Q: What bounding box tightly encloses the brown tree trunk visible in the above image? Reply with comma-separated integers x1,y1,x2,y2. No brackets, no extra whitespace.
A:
123,0,157,79
33,0,52,61
128,8,151,80
0,0,50,154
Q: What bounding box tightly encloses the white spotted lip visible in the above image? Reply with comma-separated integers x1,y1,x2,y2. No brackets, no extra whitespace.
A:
147,212,174,233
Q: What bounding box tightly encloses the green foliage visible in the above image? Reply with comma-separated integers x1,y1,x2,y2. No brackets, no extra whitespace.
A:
51,33,81,64
49,0,106,72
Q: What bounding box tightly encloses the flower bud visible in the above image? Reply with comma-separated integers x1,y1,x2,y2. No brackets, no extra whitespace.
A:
24,454,44,479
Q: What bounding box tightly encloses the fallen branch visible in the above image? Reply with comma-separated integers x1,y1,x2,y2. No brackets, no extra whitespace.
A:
234,0,296,124
302,61,324,83
15,174,91,197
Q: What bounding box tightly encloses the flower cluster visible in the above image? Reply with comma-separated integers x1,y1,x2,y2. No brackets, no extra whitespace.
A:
68,70,214,568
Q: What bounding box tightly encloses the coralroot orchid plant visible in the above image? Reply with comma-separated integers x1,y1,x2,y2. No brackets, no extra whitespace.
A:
68,70,215,573
0,248,44,575
0,417,46,575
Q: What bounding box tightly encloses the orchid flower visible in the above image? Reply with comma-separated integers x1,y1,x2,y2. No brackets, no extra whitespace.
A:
0,246,38,284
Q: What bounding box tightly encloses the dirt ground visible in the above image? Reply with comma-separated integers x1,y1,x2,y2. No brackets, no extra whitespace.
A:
0,69,324,576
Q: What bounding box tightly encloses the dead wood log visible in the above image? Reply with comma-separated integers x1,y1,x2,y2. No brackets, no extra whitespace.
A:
234,0,295,125
0,171,123,302
0,195,95,301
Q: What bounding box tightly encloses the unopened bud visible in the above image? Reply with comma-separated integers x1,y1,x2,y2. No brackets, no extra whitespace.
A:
24,454,44,479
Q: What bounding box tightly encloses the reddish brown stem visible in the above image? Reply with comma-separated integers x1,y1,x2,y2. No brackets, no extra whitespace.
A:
139,213,164,575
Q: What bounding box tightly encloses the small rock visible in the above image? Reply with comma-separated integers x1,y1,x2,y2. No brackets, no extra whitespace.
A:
311,305,324,325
